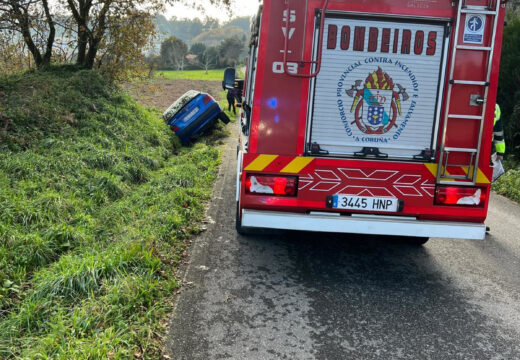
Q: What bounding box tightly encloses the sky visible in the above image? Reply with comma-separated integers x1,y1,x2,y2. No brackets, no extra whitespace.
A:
165,0,261,21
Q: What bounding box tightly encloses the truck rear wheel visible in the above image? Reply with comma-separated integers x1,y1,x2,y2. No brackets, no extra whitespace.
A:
218,111,230,124
403,237,429,245
235,202,255,235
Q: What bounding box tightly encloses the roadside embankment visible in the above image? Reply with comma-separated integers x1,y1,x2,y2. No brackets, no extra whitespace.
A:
0,66,224,358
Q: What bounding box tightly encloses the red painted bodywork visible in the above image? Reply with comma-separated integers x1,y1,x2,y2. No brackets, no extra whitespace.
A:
239,0,506,225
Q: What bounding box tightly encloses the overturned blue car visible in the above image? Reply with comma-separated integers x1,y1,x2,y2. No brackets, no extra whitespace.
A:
163,90,230,144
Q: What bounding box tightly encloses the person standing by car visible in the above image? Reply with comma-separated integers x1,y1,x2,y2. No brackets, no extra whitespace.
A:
227,88,237,115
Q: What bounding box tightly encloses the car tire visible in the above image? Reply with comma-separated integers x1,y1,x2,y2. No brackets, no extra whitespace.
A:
218,111,231,124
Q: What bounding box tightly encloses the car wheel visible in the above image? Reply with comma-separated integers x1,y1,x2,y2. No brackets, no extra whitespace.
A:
218,111,231,124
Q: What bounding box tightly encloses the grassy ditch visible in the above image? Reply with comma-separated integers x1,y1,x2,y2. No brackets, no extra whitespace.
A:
0,66,226,358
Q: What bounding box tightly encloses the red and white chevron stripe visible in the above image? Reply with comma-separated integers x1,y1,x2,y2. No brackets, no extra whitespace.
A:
299,168,435,198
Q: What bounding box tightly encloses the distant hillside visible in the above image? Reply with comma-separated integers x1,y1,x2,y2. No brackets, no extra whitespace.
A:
153,15,251,49
155,15,205,43
224,17,251,32
191,26,248,47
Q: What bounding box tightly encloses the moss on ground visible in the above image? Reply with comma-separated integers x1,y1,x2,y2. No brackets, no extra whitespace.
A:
0,66,224,358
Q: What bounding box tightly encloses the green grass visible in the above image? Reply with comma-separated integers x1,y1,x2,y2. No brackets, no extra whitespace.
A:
156,68,245,81
156,69,226,81
0,66,227,358
492,158,520,203
493,169,520,203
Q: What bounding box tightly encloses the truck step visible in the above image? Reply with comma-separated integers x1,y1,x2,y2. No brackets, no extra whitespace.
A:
437,180,478,186
456,45,492,51
444,147,478,153
439,173,471,180
450,80,489,86
448,114,483,120
461,8,498,15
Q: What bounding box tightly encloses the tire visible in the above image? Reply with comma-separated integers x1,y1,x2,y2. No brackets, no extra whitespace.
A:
235,202,285,236
236,202,254,235
199,117,218,133
218,111,230,124
402,237,429,246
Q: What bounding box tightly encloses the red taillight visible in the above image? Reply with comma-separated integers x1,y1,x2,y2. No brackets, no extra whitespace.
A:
435,186,485,206
170,125,179,132
245,174,298,196
202,95,212,105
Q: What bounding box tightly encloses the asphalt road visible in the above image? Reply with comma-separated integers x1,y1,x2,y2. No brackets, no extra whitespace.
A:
166,134,520,360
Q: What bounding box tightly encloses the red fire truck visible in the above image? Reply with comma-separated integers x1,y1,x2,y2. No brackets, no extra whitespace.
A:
229,0,506,243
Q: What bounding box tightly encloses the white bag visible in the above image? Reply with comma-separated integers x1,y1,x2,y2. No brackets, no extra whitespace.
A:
491,153,505,182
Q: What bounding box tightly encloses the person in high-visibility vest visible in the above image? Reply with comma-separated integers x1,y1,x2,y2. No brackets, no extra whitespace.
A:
494,103,506,161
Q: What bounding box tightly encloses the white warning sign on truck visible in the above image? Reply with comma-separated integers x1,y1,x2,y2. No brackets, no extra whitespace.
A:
464,14,486,44
310,16,448,159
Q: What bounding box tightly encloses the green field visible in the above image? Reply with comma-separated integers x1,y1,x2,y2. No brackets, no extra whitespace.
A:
156,68,245,81
157,69,225,81
0,67,228,358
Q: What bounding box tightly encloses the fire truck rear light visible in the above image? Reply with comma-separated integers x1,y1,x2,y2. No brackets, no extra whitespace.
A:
435,186,485,206
245,174,298,196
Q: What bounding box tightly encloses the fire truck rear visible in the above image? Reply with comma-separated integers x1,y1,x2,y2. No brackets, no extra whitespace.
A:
232,0,506,242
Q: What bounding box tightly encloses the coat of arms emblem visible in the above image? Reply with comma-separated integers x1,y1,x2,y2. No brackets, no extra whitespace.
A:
346,67,409,135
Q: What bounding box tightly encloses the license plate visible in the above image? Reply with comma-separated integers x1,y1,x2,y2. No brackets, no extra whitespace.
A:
331,195,399,212
183,107,199,122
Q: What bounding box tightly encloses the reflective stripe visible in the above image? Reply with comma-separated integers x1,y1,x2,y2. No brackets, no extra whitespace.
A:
493,104,505,154
425,163,490,184
280,157,314,174
425,163,452,178
244,155,278,171
496,141,506,154
461,167,491,184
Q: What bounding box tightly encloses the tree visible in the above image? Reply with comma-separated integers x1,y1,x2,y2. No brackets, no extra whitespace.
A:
497,11,520,157
0,32,28,73
96,10,156,80
157,16,203,42
0,0,232,72
160,36,188,70
202,16,219,31
190,42,206,56
198,46,218,74
191,26,247,47
506,0,520,20
144,53,160,78
223,16,251,33
0,0,56,68
218,36,244,67
64,0,230,69
64,0,159,69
